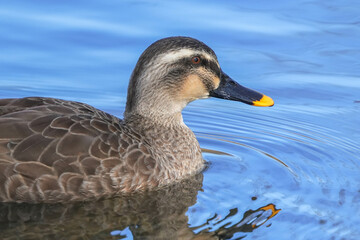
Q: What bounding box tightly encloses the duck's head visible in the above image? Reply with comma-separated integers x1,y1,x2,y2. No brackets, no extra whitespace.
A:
125,37,273,120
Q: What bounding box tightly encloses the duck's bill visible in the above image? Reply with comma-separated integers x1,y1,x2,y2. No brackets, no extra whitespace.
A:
209,71,274,107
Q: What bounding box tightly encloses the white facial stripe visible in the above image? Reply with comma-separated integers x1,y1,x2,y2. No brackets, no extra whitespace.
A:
159,49,214,64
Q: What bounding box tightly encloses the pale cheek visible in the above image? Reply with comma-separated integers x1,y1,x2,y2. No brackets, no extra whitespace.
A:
213,76,220,89
178,75,208,101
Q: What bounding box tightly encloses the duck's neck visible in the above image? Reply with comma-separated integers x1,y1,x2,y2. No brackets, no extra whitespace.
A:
123,112,204,182
124,109,185,128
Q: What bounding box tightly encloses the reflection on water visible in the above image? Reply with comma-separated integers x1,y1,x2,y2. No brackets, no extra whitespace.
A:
0,174,279,240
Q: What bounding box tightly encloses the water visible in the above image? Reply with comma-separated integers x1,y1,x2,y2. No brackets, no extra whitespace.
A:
1,0,360,239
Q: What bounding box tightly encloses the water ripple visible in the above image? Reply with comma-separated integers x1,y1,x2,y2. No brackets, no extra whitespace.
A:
185,103,360,184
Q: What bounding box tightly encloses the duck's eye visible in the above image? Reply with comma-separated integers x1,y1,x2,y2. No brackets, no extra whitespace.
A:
191,56,201,64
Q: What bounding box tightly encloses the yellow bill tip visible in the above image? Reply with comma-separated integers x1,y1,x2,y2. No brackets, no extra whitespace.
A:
253,94,274,107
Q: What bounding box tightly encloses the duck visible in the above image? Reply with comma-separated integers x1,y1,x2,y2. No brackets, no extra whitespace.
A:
0,36,274,203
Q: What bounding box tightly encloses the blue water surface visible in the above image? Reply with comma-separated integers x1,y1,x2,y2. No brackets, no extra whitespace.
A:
1,0,360,239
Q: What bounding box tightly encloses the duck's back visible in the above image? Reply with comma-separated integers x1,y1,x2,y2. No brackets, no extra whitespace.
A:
0,97,158,203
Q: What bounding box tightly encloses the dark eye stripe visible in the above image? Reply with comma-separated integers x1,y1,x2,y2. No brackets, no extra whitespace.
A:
199,58,218,72
172,56,220,77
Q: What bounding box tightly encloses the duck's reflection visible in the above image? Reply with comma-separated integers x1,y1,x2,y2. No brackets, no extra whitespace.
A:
0,173,280,240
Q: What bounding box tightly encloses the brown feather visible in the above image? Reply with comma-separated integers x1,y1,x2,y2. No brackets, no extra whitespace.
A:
12,135,53,162
14,162,53,179
29,115,60,132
